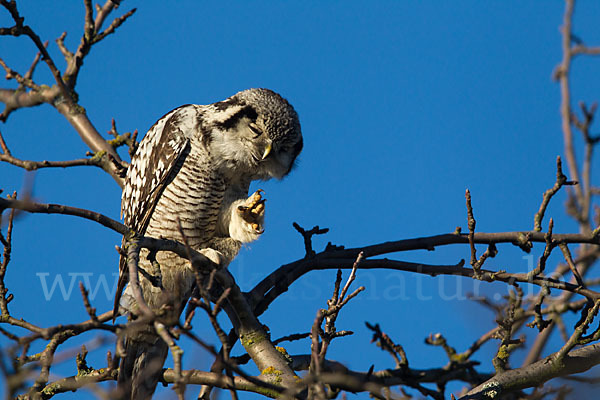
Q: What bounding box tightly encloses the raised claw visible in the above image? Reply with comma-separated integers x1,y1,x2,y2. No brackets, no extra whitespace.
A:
238,190,266,234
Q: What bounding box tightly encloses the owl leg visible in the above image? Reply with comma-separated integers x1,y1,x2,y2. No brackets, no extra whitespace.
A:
199,248,228,266
229,190,266,243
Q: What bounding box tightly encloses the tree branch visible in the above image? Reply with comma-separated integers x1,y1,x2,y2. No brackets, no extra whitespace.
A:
461,343,600,399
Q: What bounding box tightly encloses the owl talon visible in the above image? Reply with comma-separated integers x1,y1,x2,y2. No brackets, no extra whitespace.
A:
237,190,266,234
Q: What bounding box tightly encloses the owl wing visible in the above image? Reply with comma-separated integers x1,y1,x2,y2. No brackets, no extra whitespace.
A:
114,106,194,319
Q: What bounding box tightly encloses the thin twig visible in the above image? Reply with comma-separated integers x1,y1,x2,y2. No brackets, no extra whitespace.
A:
558,242,585,287
528,218,556,279
78,283,98,322
0,154,104,171
292,222,329,257
534,156,577,231
465,189,478,272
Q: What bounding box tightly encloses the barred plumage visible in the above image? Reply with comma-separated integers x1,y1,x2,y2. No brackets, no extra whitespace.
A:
115,88,302,400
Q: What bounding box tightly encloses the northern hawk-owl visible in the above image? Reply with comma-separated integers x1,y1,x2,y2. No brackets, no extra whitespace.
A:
116,88,303,399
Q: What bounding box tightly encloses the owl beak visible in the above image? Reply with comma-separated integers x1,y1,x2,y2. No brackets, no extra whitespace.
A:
261,142,272,160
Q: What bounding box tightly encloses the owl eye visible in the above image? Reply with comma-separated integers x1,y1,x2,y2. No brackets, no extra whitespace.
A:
248,123,262,138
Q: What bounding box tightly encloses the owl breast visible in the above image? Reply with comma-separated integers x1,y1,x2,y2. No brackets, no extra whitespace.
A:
144,146,226,250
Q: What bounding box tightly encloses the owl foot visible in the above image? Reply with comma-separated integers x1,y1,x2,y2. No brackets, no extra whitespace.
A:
200,248,228,267
237,189,266,234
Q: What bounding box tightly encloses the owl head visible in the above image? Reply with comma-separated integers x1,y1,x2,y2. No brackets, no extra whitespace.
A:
208,88,303,181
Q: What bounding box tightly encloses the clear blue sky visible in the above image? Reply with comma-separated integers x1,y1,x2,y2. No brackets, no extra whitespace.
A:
2,1,600,399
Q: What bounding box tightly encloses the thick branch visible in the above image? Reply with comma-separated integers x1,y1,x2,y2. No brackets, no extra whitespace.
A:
461,343,600,399
312,231,600,261
53,102,125,186
250,231,600,314
214,269,299,386
0,87,59,121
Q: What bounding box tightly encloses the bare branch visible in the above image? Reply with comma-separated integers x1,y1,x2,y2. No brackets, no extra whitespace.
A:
534,156,577,231
292,222,329,257
466,189,477,270
0,56,40,90
461,343,600,399
0,197,127,235
528,218,555,278
93,7,137,44
0,0,127,185
0,129,11,156
557,299,600,359
366,322,408,369
55,32,73,60
571,44,600,57
78,283,98,322
154,321,185,399
558,242,585,287
123,237,154,318
555,0,584,207
0,0,70,98
62,1,136,90
0,153,104,171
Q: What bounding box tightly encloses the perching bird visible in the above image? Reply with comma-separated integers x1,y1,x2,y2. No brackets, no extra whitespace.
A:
115,88,303,399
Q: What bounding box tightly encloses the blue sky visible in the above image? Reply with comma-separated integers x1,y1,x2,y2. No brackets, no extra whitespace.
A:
2,1,600,399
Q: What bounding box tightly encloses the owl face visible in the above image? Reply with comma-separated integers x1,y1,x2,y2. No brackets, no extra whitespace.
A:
209,88,303,181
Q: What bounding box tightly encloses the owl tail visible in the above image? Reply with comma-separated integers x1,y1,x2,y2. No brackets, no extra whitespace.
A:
117,332,168,400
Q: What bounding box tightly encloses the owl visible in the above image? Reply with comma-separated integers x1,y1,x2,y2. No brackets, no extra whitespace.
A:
115,88,303,399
